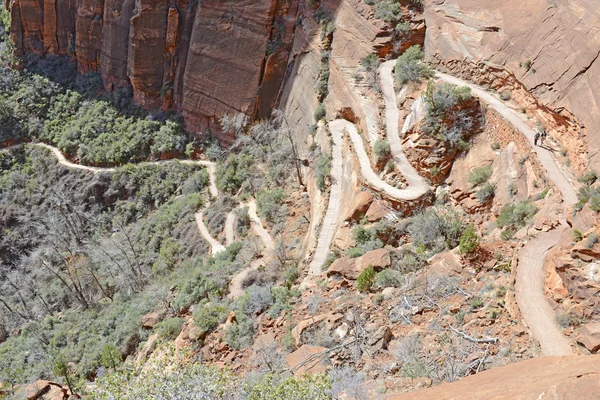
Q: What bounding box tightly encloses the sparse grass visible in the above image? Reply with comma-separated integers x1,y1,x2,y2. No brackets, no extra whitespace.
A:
468,165,492,187
476,183,495,203
496,200,537,229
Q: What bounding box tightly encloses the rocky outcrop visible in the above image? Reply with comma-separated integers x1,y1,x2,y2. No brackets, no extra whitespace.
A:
424,0,598,170
388,355,600,400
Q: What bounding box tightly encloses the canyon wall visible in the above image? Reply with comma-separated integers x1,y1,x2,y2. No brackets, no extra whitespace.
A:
7,0,299,142
424,0,600,170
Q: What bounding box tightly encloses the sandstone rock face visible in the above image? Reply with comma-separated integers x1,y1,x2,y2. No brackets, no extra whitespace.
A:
328,248,391,279
577,322,600,353
7,0,301,140
424,0,600,169
388,355,600,400
286,344,328,377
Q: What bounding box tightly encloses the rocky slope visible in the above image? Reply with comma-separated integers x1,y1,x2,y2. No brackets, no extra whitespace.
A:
424,0,599,171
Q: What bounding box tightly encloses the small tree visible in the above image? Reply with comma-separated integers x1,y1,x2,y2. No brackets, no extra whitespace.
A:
357,265,376,293
100,344,122,370
459,224,480,255
53,357,74,394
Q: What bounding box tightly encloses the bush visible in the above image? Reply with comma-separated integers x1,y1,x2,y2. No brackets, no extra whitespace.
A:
375,269,403,288
256,188,285,223
499,91,511,101
154,317,183,340
100,345,122,370
193,304,228,334
409,208,464,253
314,103,326,122
496,200,537,228
394,45,433,84
468,165,492,187
215,153,254,194
579,170,598,186
585,233,599,249
459,224,480,255
357,265,376,292
373,139,391,164
476,183,495,203
315,154,331,192
573,229,583,242
374,1,401,22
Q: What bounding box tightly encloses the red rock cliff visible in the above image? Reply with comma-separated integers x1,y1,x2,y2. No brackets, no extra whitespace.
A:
6,0,299,142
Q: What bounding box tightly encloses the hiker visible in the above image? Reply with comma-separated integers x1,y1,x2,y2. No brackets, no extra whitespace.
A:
541,131,547,146
534,132,540,146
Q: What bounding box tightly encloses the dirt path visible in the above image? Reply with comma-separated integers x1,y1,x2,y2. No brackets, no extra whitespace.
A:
308,120,345,276
195,212,226,255
247,200,275,252
380,60,431,196
435,72,577,356
225,211,236,246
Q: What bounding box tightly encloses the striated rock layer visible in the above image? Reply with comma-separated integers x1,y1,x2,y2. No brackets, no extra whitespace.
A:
5,0,301,142
424,0,600,169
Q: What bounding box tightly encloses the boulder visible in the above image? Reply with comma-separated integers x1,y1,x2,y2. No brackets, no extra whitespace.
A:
577,322,600,353
22,380,67,400
286,345,328,377
327,249,391,280
365,200,390,222
141,310,166,329
571,243,600,262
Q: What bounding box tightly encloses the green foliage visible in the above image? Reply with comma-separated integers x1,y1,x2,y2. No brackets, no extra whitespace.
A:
315,153,331,192
154,317,183,340
360,53,379,72
100,345,122,370
357,265,376,292
459,224,480,255
468,165,492,187
585,233,599,249
256,188,285,223
314,102,326,122
470,297,484,309
476,182,495,203
579,170,598,186
373,139,391,164
375,269,403,288
348,225,383,257
374,1,401,22
193,303,228,334
409,207,465,253
496,200,537,229
215,152,254,194
422,81,476,148
394,45,433,84
573,229,583,242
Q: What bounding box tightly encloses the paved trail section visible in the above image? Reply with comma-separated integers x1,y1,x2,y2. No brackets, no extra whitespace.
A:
308,61,430,276
436,72,576,356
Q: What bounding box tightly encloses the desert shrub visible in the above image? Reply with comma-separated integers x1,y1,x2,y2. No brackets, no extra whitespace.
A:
496,200,537,228
100,344,122,370
256,188,285,223
422,81,475,148
394,45,433,84
315,153,331,192
154,317,183,340
215,152,254,194
235,206,251,237
398,252,423,273
459,224,480,255
470,297,484,309
476,182,495,203
314,102,326,122
409,208,464,253
579,170,598,186
585,233,599,249
468,165,492,187
269,286,298,317
349,225,383,256
346,247,364,258
357,265,376,292
193,303,228,334
226,284,275,349
573,229,583,242
373,139,391,164
375,269,403,288
374,1,401,22
429,165,441,177
499,91,511,101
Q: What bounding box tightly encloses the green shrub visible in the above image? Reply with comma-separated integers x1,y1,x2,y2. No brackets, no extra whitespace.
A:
499,91,511,101
468,165,492,187
394,45,433,84
154,317,183,340
357,265,376,292
374,1,401,22
476,182,495,203
256,188,285,223
346,247,364,258
429,165,441,177
315,154,331,192
375,269,403,288
100,344,122,370
585,233,599,249
215,153,254,194
314,103,326,122
193,304,228,334
500,228,516,240
496,200,537,228
579,170,598,186
409,208,464,253
573,229,583,242
373,140,391,164
459,224,480,255
470,297,484,309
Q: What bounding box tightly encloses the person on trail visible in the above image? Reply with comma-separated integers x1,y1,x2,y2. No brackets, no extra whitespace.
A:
541,131,547,146
534,132,540,146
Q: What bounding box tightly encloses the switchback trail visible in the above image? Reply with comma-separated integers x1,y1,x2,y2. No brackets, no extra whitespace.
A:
3,142,228,256
308,60,430,275
435,72,576,355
